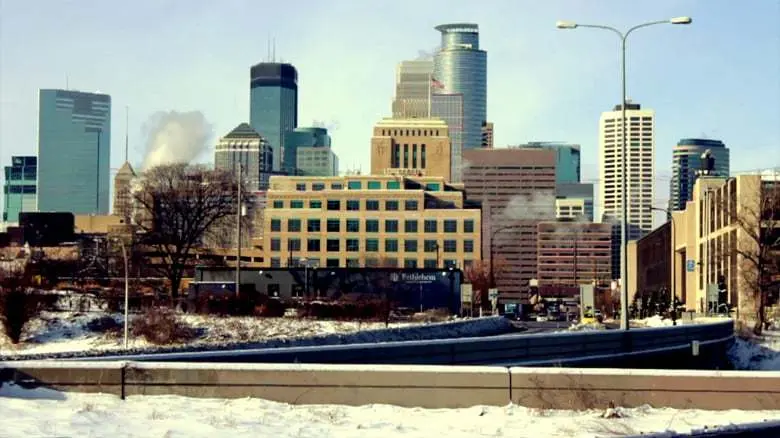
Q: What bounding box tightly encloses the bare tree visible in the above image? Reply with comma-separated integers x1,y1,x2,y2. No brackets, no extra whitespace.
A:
132,163,247,299
730,176,780,334
465,258,507,312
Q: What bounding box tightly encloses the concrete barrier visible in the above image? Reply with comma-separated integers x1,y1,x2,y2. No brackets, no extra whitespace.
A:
2,361,779,410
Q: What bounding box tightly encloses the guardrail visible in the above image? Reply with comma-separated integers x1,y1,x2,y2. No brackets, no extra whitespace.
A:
2,362,779,411
622,420,780,437
77,320,735,370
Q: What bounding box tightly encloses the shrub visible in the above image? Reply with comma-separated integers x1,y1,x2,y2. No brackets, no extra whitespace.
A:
255,299,286,317
131,307,195,345
86,315,122,335
0,288,43,344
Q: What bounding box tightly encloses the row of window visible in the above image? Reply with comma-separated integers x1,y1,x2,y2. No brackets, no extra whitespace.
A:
269,218,476,234
270,257,468,269
291,180,442,192
380,129,441,137
269,237,474,253
272,198,425,211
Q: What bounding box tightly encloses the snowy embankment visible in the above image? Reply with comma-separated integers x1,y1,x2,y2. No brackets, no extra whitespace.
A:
728,329,780,371
1,384,779,438
0,311,514,360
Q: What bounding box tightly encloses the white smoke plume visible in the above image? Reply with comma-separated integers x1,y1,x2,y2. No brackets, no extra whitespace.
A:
416,46,440,60
141,111,213,170
500,191,557,221
311,119,341,132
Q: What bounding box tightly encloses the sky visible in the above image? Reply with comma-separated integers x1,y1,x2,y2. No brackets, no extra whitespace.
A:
1,0,779,224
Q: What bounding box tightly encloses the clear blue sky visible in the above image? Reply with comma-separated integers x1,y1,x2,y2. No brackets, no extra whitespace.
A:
1,0,779,218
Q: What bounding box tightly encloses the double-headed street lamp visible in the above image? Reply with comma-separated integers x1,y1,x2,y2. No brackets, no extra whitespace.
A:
557,16,692,330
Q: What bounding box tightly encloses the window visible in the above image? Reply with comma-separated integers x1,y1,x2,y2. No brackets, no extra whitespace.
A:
347,181,362,190
307,239,321,252
270,219,281,232
404,239,418,252
287,219,301,232
270,258,281,268
365,258,379,267
288,238,301,251
385,219,399,233
443,220,457,233
331,182,343,190
384,239,398,252
404,200,418,211
307,219,321,232
296,183,306,191
291,200,304,209
309,200,322,209
346,239,360,252
346,219,360,232
387,181,400,190
366,200,380,211
405,220,418,233
444,260,457,268
384,258,398,268
312,183,325,191
270,239,281,251
346,258,360,267
464,220,475,233
426,183,440,191
272,200,284,208
421,144,426,168
346,200,360,211
326,239,340,252
424,240,438,253
327,219,340,232
424,220,438,233
463,240,474,253
443,240,457,253
327,200,340,211
404,259,418,268
366,239,379,252
385,200,399,211
367,181,381,190
424,259,437,268
366,219,379,233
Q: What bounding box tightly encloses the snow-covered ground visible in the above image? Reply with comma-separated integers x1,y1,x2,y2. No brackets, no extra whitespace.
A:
0,385,778,438
729,329,780,371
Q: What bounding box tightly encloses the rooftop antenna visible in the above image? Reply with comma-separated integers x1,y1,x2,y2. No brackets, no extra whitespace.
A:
65,75,69,90
266,35,271,62
125,106,129,162
272,38,276,62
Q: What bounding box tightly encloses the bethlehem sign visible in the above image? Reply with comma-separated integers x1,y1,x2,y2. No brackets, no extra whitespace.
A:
390,272,438,284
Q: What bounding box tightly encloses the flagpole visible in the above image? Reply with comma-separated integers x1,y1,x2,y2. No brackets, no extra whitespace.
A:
427,73,432,118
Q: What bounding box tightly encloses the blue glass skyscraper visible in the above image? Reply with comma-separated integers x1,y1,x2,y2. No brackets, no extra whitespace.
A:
37,89,111,215
670,138,730,211
250,63,298,172
433,23,487,152
3,156,37,223
283,127,331,175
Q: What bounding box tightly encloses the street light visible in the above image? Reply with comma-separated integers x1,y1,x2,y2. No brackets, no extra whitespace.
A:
112,237,130,349
557,16,692,331
651,206,678,325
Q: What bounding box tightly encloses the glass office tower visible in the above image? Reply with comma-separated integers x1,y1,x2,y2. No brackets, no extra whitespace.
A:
670,138,730,211
519,142,581,184
37,89,111,215
250,63,298,172
433,23,487,152
2,156,37,224
283,127,331,175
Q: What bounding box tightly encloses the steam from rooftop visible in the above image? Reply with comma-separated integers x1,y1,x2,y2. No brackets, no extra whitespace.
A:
141,111,212,170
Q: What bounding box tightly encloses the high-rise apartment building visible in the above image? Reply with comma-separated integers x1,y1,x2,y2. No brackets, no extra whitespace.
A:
434,23,487,152
599,102,655,240
249,63,298,172
462,148,557,303
481,122,494,148
214,123,273,191
283,127,331,175
2,156,37,224
37,89,111,215
670,138,729,211
537,221,612,287
370,118,451,180
261,175,481,269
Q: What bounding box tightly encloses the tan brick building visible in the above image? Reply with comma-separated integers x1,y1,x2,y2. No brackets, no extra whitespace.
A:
261,175,481,269
370,118,451,181
537,221,612,287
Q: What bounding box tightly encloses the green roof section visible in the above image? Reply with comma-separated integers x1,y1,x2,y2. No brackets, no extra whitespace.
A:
224,122,262,139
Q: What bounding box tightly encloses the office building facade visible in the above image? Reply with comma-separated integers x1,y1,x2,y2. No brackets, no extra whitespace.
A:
555,182,594,221
433,23,487,152
283,127,331,175
518,142,581,184
462,148,557,303
215,123,273,191
599,102,655,241
261,175,481,269
37,89,111,215
3,156,37,224
249,63,298,172
370,118,451,181
481,122,494,148
537,220,612,287
392,60,435,119
670,138,730,211
296,147,339,177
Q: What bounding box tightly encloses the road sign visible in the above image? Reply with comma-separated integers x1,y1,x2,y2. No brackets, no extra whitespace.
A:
488,288,498,301
461,284,472,303
686,260,696,272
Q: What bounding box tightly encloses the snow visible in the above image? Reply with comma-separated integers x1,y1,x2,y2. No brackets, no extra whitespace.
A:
0,386,779,438
729,328,780,371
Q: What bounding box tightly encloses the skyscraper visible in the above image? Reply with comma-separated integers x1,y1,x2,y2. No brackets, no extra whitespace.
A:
598,101,655,241
249,62,298,172
481,122,494,148
517,142,581,184
433,23,487,152
37,89,111,215
113,161,136,223
431,93,464,182
283,127,332,175
2,156,37,224
392,60,434,119
214,123,273,192
670,138,730,211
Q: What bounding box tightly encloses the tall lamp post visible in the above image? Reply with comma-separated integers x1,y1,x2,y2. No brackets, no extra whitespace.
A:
557,16,692,330
651,206,679,325
112,237,130,349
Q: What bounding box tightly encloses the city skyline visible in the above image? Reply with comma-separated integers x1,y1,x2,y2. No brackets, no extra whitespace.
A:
1,0,779,222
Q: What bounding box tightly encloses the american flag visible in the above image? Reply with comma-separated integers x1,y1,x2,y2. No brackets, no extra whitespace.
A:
431,77,445,89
